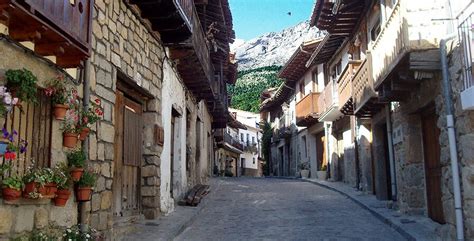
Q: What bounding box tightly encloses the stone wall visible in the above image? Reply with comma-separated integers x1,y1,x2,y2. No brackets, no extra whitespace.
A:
87,0,165,237
437,44,474,240
357,121,374,193
0,39,80,240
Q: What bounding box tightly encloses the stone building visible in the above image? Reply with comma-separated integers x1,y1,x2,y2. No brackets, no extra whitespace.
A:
260,0,473,240
0,0,236,240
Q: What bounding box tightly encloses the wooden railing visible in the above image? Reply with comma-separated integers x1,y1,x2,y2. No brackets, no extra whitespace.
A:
352,57,377,113
318,82,337,115
189,5,213,90
370,1,408,88
338,60,362,108
22,0,93,50
296,92,320,121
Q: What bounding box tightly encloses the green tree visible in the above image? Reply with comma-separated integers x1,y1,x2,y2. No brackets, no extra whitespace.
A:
228,65,283,113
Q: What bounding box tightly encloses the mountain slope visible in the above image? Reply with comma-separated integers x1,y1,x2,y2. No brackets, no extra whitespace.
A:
233,21,322,71
228,66,283,113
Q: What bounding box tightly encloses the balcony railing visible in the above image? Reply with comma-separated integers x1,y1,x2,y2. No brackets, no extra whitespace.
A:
318,81,341,121
224,132,243,151
0,0,93,67
338,60,362,114
296,92,320,126
175,0,194,30
370,0,444,89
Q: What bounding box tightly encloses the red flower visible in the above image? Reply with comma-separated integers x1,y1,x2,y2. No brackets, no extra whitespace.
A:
95,98,101,105
44,88,54,97
5,152,16,160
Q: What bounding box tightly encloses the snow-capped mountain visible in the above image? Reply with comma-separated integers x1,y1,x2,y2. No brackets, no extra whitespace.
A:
233,21,323,71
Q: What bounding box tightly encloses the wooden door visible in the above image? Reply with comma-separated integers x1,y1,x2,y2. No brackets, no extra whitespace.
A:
421,109,445,224
113,92,142,218
316,132,327,170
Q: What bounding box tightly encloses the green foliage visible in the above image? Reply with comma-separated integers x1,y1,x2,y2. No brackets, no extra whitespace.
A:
2,175,23,190
67,149,86,168
5,68,38,103
228,65,283,113
77,171,96,187
53,163,71,189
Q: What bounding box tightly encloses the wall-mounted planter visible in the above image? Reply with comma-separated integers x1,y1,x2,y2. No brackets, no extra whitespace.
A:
75,187,92,201
63,132,78,148
53,189,71,207
53,104,69,120
79,127,90,141
70,168,84,182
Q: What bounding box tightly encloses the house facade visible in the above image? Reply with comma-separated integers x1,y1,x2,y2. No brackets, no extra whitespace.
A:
261,0,474,239
0,0,236,240
229,108,262,177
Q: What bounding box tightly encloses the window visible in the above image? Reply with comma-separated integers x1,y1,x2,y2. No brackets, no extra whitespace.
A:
299,81,305,98
253,158,255,164
370,18,381,41
312,70,318,92
252,136,255,145
0,92,53,177
240,133,244,142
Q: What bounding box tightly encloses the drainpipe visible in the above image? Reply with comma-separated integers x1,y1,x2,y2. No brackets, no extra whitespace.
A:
385,106,397,201
325,122,331,179
79,59,91,231
441,35,464,241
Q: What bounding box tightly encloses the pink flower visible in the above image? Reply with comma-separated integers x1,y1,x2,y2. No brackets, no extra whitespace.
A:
95,98,101,105
0,86,7,96
3,93,12,105
12,98,18,106
44,88,54,96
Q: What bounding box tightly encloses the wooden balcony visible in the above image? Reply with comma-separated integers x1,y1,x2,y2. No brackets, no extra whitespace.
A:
318,81,342,122
369,0,442,101
352,56,385,118
338,60,362,115
296,92,320,127
0,0,93,68
130,0,214,101
224,132,243,151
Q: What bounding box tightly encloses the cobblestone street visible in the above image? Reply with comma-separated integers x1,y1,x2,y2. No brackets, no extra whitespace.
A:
175,177,406,241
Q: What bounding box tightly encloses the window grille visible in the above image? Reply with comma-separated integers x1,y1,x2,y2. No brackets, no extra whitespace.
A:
0,92,52,178
458,12,474,90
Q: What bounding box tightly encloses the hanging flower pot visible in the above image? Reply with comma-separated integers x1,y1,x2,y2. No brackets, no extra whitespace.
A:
70,167,84,182
44,182,57,196
2,187,21,201
75,187,93,201
53,104,69,120
63,132,78,148
79,127,90,141
53,189,71,207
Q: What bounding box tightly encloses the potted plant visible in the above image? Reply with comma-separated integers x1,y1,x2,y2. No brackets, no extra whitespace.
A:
41,168,57,197
53,163,72,206
0,128,27,158
68,149,86,181
44,75,70,120
5,68,38,104
299,162,310,179
317,164,327,180
75,170,96,202
22,167,47,198
79,98,103,140
1,175,23,201
0,86,19,117
62,109,80,148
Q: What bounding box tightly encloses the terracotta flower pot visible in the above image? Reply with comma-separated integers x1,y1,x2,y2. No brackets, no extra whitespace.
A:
53,104,69,120
70,168,84,182
44,183,57,196
75,187,93,201
63,132,78,148
79,127,90,141
23,182,46,198
2,187,21,201
53,189,71,207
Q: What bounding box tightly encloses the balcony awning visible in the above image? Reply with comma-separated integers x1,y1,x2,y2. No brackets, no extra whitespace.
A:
278,38,324,81
310,0,366,36
306,34,345,67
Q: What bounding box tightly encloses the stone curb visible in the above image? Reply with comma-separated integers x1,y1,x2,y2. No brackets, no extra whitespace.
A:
299,178,418,241
171,179,224,240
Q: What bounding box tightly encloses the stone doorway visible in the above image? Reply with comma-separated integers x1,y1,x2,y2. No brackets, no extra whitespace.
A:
373,122,392,200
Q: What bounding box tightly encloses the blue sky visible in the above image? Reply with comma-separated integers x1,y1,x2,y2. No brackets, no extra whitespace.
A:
229,0,314,41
